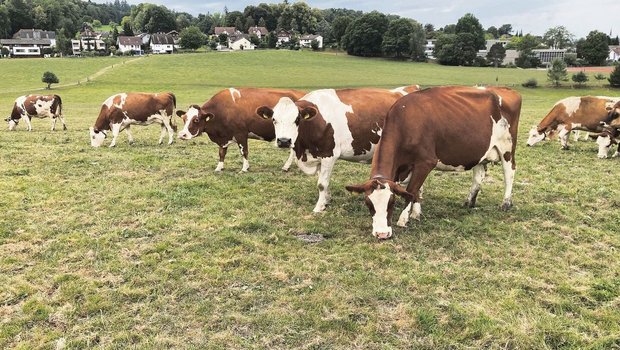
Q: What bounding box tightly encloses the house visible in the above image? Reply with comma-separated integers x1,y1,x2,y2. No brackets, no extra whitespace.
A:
71,30,106,55
533,49,566,65
214,27,241,36
117,36,143,54
0,28,55,57
424,39,436,58
248,26,268,39
610,46,620,61
276,30,293,46
228,35,255,51
13,29,56,47
299,34,323,48
150,33,176,54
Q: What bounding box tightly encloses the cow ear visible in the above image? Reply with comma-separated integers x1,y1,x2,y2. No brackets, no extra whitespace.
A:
176,110,186,117
345,183,366,194
300,106,318,120
203,113,214,122
390,183,415,202
256,106,274,119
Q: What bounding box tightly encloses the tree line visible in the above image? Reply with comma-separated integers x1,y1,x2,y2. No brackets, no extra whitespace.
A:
0,0,617,67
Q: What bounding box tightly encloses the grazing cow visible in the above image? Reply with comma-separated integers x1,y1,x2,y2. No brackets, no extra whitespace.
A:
89,92,177,147
177,88,306,172
526,96,620,149
346,86,521,239
592,101,620,158
256,85,420,213
5,94,66,131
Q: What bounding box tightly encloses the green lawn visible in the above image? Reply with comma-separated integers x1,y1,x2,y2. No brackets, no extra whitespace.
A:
0,51,619,349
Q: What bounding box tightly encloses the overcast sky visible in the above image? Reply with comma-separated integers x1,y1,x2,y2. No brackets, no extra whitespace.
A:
116,0,619,38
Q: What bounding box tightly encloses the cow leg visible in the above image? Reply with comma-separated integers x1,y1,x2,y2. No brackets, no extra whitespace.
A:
396,160,435,226
215,146,228,172
23,116,33,131
572,130,580,142
558,127,571,150
464,164,487,208
500,156,516,211
59,114,67,130
313,157,336,213
109,123,122,147
236,136,250,172
158,124,167,145
162,116,174,145
51,117,57,131
282,149,295,172
125,125,135,145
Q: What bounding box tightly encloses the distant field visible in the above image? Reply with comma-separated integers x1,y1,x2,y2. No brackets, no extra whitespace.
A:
0,51,619,349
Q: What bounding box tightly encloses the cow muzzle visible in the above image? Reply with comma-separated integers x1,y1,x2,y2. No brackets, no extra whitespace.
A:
373,229,393,240
277,138,292,148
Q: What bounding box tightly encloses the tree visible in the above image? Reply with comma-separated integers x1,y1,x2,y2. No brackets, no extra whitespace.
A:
341,11,388,57
42,72,59,90
424,23,435,39
382,18,414,59
487,26,498,39
33,5,47,30
571,71,589,87
92,20,102,28
577,31,609,66
132,4,176,33
455,13,485,50
5,0,34,35
486,42,506,67
179,25,206,50
543,26,574,49
434,33,459,65
310,39,319,50
331,16,352,45
547,58,568,87
55,28,72,56
0,5,11,39
409,21,426,61
121,17,134,36
608,65,620,87
498,24,512,36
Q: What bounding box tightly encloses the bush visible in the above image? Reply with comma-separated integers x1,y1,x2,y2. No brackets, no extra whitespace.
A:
571,71,589,87
473,56,487,67
594,73,607,81
609,65,620,88
522,78,538,88
547,58,568,87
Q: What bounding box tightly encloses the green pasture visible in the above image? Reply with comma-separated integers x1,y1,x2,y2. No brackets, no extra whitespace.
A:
0,51,619,349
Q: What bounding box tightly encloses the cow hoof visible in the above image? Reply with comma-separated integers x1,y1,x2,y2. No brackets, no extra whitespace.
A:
239,169,248,174
128,141,135,145
396,218,408,227
63,126,67,131
500,202,513,211
281,167,290,172
463,200,476,208
561,146,570,150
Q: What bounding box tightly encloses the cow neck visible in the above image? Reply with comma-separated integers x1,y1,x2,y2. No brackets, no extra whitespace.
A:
296,115,332,154
369,142,401,182
94,110,111,131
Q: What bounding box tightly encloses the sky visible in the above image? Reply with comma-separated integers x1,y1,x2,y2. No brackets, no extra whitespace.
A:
115,0,619,38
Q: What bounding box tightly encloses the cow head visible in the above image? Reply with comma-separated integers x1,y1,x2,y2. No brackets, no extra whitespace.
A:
607,101,620,126
89,127,107,147
5,117,18,131
257,98,318,148
591,127,618,159
526,126,546,146
346,179,414,240
177,105,212,140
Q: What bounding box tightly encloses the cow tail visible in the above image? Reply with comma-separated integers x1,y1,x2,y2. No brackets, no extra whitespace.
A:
169,92,177,130
53,95,62,116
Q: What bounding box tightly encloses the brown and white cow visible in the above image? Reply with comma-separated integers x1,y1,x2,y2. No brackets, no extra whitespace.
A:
177,88,306,172
526,96,620,149
256,85,420,213
592,101,620,158
5,94,66,131
89,92,177,147
346,86,521,239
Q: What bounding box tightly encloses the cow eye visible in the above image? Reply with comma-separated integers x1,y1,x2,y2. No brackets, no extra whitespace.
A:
193,117,199,123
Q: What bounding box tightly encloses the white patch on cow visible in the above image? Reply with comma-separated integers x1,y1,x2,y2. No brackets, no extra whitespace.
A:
556,97,581,117
89,127,106,147
103,93,128,109
527,125,546,146
295,152,320,175
479,115,513,164
435,161,466,171
571,122,582,130
215,162,225,172
557,124,570,149
596,135,612,159
7,119,17,131
229,88,241,103
368,186,394,239
33,98,54,118
271,97,301,144
178,106,200,140
390,86,408,96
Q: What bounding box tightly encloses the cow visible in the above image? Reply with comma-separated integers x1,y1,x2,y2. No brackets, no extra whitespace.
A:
5,94,66,131
256,85,420,213
176,88,306,172
592,101,620,158
89,92,177,147
346,86,522,239
526,96,620,149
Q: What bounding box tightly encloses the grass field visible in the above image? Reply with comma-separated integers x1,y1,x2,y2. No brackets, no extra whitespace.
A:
1,51,619,349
